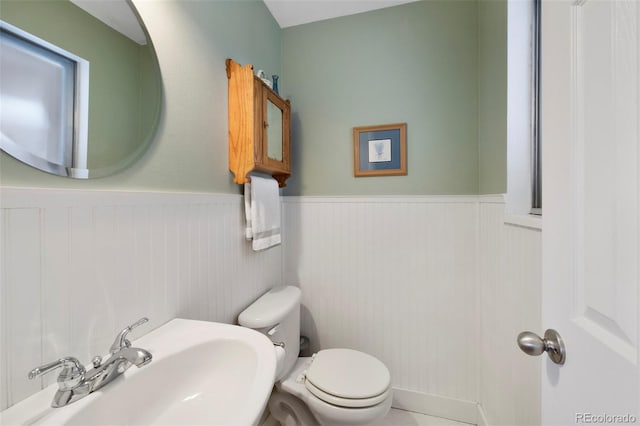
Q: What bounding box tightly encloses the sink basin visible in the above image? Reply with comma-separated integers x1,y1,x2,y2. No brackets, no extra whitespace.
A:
0,319,276,425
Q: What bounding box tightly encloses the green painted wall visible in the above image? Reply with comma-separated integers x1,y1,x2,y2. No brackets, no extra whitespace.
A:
281,1,479,195
477,0,507,194
1,0,508,195
0,0,281,193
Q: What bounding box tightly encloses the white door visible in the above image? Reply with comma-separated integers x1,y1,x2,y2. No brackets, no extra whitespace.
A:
541,0,639,424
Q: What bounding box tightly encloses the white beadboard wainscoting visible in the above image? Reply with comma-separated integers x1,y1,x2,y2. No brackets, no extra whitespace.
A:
1,189,542,425
0,188,282,410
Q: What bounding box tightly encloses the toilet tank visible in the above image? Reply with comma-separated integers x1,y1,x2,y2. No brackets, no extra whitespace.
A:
238,286,301,382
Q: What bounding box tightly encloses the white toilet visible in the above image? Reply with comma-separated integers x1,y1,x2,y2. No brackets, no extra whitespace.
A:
238,286,392,426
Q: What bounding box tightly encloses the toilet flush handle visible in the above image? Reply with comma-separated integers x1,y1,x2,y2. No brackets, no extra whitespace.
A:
267,324,285,348
267,324,280,336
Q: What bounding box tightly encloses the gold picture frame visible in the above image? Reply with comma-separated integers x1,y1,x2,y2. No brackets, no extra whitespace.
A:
353,123,407,177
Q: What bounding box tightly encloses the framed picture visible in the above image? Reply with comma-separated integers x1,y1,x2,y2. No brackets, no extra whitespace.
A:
353,123,407,177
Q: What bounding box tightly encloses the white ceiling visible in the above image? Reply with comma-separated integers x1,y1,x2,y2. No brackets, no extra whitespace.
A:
68,1,419,45
263,0,421,28
70,0,147,45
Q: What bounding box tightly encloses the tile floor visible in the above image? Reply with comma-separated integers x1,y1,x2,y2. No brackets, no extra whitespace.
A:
263,408,473,426
372,408,472,426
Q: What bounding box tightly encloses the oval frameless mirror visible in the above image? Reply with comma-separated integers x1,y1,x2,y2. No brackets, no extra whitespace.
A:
0,0,162,179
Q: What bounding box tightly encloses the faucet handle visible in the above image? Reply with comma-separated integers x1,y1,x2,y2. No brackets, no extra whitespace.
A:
28,357,86,391
109,317,149,354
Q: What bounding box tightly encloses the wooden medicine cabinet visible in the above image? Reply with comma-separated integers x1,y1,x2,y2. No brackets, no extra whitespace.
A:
226,58,291,187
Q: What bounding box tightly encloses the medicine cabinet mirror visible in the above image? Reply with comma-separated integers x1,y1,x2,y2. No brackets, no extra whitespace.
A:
262,88,290,176
266,99,283,162
0,0,162,179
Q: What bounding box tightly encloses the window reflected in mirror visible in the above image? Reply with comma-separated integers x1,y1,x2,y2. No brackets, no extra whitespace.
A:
0,0,162,179
1,21,90,177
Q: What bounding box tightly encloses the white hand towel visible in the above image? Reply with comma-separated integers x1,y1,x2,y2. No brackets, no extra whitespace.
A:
244,175,281,251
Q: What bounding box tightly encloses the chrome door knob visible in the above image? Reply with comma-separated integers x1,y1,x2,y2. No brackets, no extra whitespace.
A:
517,329,566,365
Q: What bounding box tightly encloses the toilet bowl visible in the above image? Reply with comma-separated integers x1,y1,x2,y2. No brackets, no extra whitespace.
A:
238,286,392,426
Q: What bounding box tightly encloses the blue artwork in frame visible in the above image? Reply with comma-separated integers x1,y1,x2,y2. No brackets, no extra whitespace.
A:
353,123,407,176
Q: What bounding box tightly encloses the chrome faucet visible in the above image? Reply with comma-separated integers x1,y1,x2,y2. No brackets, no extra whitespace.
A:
28,317,152,408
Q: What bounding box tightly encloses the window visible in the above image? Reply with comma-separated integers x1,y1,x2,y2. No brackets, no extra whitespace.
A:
530,0,541,215
0,20,89,177
506,0,542,219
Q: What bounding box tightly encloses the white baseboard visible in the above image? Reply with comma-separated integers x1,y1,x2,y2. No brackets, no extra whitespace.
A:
476,403,489,426
391,388,480,425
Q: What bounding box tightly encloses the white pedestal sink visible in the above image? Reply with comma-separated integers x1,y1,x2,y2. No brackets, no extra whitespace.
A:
0,319,276,425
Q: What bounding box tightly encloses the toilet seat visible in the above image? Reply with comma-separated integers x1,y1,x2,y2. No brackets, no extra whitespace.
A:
305,378,391,408
304,349,391,408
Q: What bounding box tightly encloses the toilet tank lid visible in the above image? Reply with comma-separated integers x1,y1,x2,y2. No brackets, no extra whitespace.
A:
238,286,301,328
